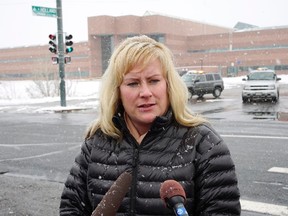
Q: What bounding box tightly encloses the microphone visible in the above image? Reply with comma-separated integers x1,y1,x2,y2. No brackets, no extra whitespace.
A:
91,171,132,216
159,180,189,216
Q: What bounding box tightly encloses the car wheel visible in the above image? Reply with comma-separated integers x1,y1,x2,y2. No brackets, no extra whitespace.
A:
213,87,222,98
242,97,248,103
197,94,203,98
272,93,279,103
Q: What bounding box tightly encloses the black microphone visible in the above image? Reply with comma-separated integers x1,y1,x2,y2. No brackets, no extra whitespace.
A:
159,179,189,216
91,171,132,216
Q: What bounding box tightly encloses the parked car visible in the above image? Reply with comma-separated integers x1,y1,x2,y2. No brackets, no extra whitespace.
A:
181,71,224,99
242,68,281,103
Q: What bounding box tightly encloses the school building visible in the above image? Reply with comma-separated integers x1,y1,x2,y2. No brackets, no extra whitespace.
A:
1,12,288,80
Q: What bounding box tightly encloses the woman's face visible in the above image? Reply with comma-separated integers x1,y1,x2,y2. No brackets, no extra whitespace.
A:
120,59,169,131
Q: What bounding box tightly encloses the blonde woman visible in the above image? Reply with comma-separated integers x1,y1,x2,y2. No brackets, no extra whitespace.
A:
60,35,241,216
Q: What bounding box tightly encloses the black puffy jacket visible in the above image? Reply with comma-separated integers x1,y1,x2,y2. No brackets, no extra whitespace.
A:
60,111,241,215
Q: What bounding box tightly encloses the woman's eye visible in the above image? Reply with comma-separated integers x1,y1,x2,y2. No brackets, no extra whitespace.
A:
150,79,160,84
127,82,139,87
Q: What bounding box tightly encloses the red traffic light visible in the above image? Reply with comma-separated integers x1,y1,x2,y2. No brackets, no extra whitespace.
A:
49,34,56,40
49,34,57,54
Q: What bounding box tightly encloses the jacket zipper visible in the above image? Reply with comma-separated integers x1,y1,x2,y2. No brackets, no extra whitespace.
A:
130,147,139,216
126,133,141,216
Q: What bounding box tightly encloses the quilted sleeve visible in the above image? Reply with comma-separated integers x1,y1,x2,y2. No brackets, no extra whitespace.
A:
59,139,93,216
193,124,241,216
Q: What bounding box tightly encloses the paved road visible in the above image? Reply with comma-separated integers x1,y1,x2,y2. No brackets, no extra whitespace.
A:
0,87,288,216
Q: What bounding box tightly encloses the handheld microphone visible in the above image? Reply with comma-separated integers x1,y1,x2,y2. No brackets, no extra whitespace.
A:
159,179,189,216
91,171,132,216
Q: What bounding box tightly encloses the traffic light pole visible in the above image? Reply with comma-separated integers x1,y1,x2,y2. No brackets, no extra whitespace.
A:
56,0,66,106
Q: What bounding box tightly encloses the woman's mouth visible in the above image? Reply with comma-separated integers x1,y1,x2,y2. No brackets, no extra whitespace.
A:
138,103,155,108
138,103,155,111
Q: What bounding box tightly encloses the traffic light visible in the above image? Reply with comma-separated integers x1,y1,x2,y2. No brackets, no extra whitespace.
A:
65,34,73,54
48,34,57,54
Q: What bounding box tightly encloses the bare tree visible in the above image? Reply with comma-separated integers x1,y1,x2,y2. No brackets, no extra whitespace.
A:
27,55,59,98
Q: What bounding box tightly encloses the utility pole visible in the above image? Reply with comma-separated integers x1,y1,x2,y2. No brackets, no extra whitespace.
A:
56,0,66,106
200,58,203,70
34,1,69,106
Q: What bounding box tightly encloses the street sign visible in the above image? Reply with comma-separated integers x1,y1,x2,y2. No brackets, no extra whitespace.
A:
32,6,57,18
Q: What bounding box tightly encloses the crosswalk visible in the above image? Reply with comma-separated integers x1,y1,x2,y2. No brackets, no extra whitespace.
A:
241,199,288,216
241,166,288,216
268,167,288,175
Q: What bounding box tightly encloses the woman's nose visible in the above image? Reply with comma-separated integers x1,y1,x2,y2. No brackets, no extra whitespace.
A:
139,83,152,97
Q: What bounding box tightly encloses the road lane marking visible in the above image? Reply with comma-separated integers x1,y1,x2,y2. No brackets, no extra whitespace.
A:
253,181,283,186
3,173,65,183
0,145,79,162
241,199,288,216
221,134,288,140
0,142,80,147
268,167,288,174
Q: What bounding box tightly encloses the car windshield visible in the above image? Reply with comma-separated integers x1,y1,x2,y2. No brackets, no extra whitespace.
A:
181,73,197,81
248,72,275,80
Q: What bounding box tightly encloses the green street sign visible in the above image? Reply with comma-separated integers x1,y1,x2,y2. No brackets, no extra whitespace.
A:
32,6,57,18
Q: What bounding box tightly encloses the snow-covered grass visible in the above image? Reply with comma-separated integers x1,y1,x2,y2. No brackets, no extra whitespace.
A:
0,79,101,105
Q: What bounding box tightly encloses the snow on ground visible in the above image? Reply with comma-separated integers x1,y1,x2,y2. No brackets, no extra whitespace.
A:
0,75,287,108
0,79,102,104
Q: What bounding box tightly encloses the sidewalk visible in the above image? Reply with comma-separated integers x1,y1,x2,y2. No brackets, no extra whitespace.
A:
0,97,98,114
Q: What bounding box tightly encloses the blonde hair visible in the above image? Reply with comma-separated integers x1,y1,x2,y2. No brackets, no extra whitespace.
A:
86,35,206,139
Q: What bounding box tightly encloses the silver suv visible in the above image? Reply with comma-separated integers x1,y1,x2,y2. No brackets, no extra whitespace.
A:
242,69,281,103
181,71,224,99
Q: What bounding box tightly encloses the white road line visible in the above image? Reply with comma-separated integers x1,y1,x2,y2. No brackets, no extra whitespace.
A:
0,142,80,147
241,199,288,216
221,134,288,140
253,181,283,186
0,145,79,162
268,167,288,174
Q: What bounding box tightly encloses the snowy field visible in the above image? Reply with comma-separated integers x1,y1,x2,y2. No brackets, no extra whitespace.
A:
0,75,287,109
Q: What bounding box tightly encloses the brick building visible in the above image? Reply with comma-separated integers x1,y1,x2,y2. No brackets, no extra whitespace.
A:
1,13,288,80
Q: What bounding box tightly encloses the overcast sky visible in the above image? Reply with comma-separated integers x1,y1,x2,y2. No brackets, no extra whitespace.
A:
1,0,288,49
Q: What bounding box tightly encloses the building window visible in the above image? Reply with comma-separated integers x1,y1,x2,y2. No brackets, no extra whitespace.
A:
148,34,165,43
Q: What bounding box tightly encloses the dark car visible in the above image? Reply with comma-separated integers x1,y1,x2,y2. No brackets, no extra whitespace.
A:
181,71,224,99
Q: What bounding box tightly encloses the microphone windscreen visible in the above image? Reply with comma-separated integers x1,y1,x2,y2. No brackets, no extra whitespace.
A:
159,179,186,202
91,171,132,216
